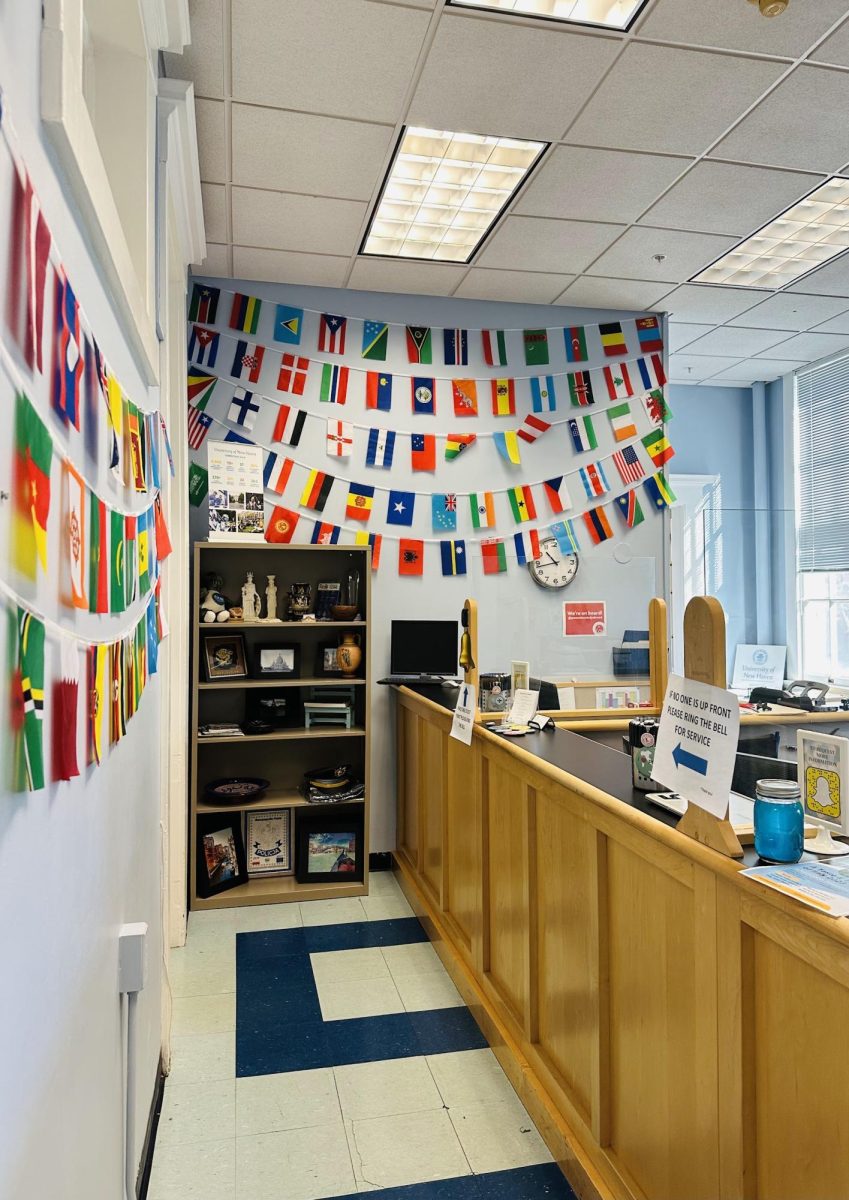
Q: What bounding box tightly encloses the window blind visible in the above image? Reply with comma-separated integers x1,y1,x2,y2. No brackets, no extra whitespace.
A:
796,353,849,572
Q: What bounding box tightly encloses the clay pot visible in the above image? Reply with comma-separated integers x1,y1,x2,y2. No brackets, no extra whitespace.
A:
337,634,362,676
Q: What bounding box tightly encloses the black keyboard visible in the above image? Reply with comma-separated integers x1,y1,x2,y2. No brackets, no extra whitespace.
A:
378,674,459,685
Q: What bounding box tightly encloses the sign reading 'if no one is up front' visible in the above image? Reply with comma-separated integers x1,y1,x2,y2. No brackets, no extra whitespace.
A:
652,674,740,819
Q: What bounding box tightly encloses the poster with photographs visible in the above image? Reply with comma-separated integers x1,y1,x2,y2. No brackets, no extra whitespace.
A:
207,440,265,541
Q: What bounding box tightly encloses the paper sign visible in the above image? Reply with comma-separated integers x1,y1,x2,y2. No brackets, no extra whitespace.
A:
450,684,476,746
563,602,607,637
652,674,740,819
511,660,530,693
208,441,265,541
508,689,539,726
731,644,787,691
740,862,849,918
557,686,576,710
799,730,849,835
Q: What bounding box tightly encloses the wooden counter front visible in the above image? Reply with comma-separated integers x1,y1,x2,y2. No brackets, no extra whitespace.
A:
394,686,849,1200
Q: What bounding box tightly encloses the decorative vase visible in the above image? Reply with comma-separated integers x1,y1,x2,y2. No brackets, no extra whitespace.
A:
337,633,362,676
288,582,312,620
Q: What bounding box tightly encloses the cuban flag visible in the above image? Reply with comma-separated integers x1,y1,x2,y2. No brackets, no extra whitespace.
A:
188,325,219,367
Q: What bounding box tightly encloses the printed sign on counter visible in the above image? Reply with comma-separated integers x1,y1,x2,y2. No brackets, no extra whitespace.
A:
563,602,607,637
450,684,476,746
731,644,787,692
652,673,740,819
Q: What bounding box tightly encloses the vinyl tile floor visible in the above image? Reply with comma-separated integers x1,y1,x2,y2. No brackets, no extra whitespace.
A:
148,871,576,1200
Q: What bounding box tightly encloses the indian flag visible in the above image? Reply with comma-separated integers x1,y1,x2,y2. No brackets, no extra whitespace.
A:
469,492,496,529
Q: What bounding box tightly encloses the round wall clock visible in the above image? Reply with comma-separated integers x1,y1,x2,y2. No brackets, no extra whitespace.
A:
527,536,579,590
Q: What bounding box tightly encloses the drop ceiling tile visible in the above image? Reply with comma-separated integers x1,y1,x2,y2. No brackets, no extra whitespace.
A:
478,217,624,274
756,330,849,360
348,258,468,296
669,354,744,381
231,188,367,256
809,20,849,67
231,0,430,121
698,377,759,389
195,99,226,184
660,284,762,323
712,358,805,382
668,323,714,352
192,243,231,276
514,146,690,224
639,162,822,237
231,106,394,201
637,0,849,58
809,310,849,335
232,247,350,287
453,269,574,303
728,293,849,331
787,251,849,297
683,326,792,358
588,227,737,283
408,12,619,142
164,0,225,98
714,66,849,173
201,183,227,244
555,277,674,310
566,44,784,156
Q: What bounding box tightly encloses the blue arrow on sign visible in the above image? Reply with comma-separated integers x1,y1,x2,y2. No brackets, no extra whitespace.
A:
672,742,708,776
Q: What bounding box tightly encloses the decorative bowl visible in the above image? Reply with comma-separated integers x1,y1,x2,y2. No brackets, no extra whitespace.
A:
204,777,270,803
331,604,358,620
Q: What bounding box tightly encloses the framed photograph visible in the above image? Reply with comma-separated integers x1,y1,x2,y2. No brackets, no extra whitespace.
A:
247,809,293,876
254,643,300,678
203,634,248,681
296,808,364,884
196,813,248,898
316,642,341,675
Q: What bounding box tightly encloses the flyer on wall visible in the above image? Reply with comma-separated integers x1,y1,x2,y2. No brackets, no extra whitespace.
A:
207,441,265,541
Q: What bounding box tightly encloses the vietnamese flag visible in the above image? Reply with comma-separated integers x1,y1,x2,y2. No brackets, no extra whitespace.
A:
88,494,108,614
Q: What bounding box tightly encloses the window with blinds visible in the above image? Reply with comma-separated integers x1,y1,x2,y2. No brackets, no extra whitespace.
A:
796,354,849,572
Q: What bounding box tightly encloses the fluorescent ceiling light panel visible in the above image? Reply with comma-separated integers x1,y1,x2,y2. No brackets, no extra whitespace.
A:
692,177,849,292
448,0,646,31
361,127,547,263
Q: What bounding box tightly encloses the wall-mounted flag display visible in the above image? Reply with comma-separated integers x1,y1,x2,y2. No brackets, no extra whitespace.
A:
443,328,468,366
583,506,614,544
441,539,466,576
366,372,392,411
636,315,663,353
189,283,219,324
17,609,46,790
494,430,521,465
481,538,507,575
188,325,219,367
608,402,637,442
411,433,436,471
642,389,672,426
615,489,645,528
564,326,588,363
263,454,293,495
514,529,541,565
224,431,252,444
530,376,556,413
311,521,340,545
187,370,216,409
229,292,261,334
13,392,52,580
523,328,548,366
491,378,515,417
387,489,415,526
642,429,675,467
326,419,353,458
355,530,382,570
452,379,478,417
110,509,125,614
65,462,86,608
432,493,458,532
398,539,424,576
411,377,436,415
266,506,300,543
318,313,346,354
568,371,594,407
273,304,303,344
568,414,597,454
580,462,610,500
518,414,551,444
361,319,389,361
599,321,626,357
272,404,306,446
445,433,476,460
612,444,645,485
508,485,536,523
406,326,431,364
366,428,395,468
188,463,208,505
481,329,507,367
54,639,80,780
636,354,666,390
231,339,264,384
543,476,571,514
277,353,309,395
124,516,136,608
319,363,349,404
346,483,375,523
643,472,676,510
300,469,334,512
88,493,108,614
228,388,260,431
469,491,495,530
551,519,579,555
603,363,633,400
52,273,83,429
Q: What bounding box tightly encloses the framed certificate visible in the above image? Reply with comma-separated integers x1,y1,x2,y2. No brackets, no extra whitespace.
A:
246,809,293,876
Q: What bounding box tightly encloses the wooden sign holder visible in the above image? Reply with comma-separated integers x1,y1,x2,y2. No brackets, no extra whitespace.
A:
675,595,744,858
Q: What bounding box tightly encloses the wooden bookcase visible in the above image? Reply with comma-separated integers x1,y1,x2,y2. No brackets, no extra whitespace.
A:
190,542,370,910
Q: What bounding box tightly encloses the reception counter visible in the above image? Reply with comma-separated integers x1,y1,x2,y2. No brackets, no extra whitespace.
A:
393,684,849,1200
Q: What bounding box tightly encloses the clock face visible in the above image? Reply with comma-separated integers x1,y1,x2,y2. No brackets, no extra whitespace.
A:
527,537,579,590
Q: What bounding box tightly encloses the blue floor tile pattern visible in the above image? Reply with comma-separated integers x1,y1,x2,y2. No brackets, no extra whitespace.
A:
332,1164,576,1198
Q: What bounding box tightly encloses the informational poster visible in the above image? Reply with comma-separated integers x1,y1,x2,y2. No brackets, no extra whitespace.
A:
563,602,607,637
652,674,740,819
731,644,787,692
450,684,476,746
207,441,265,541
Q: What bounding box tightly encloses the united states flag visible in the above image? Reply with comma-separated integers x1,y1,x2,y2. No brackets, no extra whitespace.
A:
188,405,213,449
612,444,645,485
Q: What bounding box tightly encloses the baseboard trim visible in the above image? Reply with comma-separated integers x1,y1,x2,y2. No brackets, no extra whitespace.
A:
137,1063,166,1200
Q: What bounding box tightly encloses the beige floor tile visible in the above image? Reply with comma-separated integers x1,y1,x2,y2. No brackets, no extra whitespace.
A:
299,898,367,927
381,942,443,979
310,947,389,985
171,993,236,1037
157,1080,235,1148
236,1068,341,1137
345,1109,470,1190
395,971,464,1013
426,1048,519,1108
334,1056,443,1123
147,1137,235,1200
236,1122,355,1200
448,1097,552,1174
168,1033,235,1086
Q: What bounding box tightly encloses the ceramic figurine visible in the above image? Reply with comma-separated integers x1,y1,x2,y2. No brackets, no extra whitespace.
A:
241,572,262,620
265,575,278,622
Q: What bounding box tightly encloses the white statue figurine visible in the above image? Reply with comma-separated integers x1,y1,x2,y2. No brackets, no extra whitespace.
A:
241,571,261,620
265,575,278,622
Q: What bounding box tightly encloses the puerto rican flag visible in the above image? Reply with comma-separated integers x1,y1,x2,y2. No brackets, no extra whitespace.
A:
319,313,347,354
231,339,264,383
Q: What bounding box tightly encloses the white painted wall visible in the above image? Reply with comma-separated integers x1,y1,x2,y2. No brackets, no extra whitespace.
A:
190,277,667,851
0,7,164,1197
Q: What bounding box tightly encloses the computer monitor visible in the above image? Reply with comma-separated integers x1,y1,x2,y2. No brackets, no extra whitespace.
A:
732,752,797,800
390,620,458,676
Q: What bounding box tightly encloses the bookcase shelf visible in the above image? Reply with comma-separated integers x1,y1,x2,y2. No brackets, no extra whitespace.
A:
191,542,371,910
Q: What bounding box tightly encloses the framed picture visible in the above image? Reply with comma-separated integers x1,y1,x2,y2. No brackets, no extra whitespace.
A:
316,642,341,675
196,813,248,898
203,634,248,681
247,809,293,876
296,808,364,884
253,643,300,678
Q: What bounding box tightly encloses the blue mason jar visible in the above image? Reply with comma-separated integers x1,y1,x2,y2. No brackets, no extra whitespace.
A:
754,779,804,864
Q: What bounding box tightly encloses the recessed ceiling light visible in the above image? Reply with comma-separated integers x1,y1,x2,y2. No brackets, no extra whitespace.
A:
447,0,647,32
691,177,849,291
361,127,547,264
